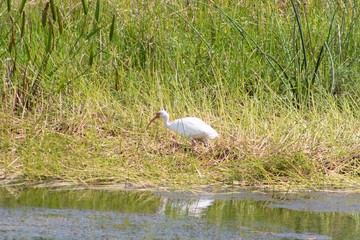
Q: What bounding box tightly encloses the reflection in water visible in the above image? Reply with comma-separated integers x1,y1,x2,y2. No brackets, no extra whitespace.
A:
0,188,359,239
157,197,214,217
0,188,162,213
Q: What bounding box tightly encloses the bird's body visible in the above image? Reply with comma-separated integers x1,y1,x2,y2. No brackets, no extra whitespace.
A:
146,110,219,146
167,117,218,142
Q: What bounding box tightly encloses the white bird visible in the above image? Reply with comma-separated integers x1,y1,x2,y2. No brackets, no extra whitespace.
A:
146,110,219,146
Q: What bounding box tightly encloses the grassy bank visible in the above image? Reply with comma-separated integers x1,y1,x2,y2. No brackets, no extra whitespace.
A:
1,0,360,190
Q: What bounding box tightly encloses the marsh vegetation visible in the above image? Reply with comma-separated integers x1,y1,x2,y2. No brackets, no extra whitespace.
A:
1,0,360,189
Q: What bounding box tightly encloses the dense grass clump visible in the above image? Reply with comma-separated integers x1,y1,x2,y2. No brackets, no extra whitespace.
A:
1,0,360,189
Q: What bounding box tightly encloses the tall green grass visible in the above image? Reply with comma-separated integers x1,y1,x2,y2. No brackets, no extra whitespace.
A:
1,0,360,189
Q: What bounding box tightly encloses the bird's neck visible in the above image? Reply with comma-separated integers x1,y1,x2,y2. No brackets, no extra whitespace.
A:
162,116,171,128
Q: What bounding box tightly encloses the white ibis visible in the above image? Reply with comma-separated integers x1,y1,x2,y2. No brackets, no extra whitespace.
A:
146,110,219,146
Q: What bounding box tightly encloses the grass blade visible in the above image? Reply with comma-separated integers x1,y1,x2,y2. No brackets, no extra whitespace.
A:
324,42,335,94
290,0,308,81
89,41,94,66
7,0,11,12
113,62,119,91
95,0,101,22
20,11,26,38
50,0,57,22
45,21,53,54
311,46,324,85
24,41,30,60
19,0,27,14
109,14,115,41
56,7,63,34
81,0,88,15
311,7,337,87
41,2,49,27
8,27,15,53
86,26,101,40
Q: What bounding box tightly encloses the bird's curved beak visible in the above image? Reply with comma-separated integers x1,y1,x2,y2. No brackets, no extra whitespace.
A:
146,113,160,130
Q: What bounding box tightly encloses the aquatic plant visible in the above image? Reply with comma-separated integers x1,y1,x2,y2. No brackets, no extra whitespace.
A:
1,0,360,189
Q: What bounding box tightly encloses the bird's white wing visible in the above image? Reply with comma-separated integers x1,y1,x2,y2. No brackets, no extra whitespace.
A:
169,117,218,139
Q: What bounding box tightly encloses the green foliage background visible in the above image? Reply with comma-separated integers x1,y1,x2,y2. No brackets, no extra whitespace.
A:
1,0,360,188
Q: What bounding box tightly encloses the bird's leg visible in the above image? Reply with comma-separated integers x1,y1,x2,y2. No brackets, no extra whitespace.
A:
201,138,209,146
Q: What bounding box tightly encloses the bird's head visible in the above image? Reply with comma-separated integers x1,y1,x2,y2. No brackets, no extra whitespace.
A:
157,110,169,118
146,110,169,130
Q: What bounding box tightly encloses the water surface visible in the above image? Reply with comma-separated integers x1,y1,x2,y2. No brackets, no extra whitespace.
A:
0,187,359,239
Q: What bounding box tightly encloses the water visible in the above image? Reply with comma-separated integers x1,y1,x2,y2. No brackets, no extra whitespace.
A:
0,187,359,239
